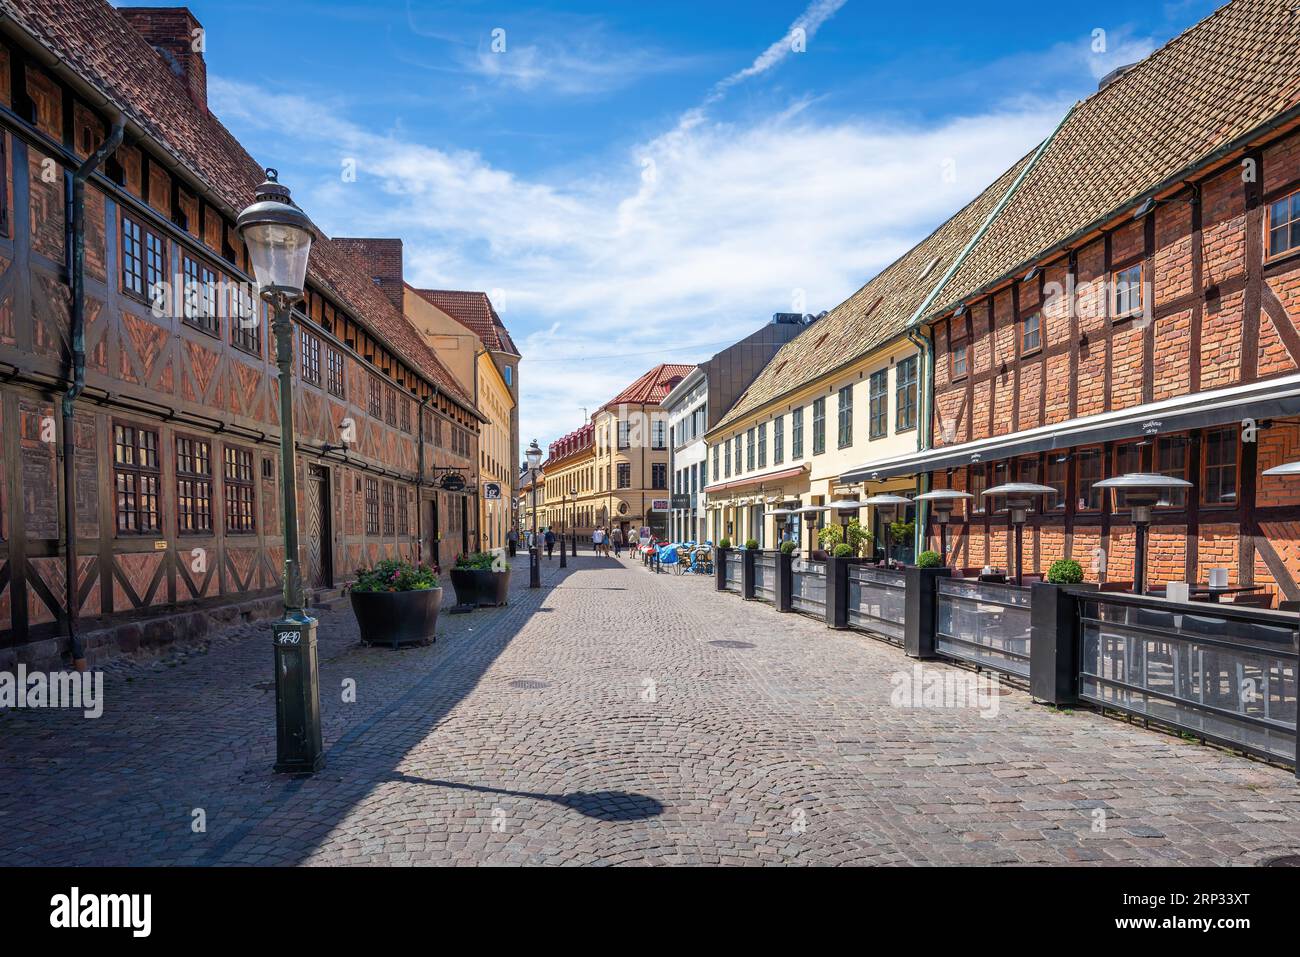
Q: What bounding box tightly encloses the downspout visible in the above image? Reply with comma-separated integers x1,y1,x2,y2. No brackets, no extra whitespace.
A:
415,393,431,565
902,102,1075,557
64,118,123,671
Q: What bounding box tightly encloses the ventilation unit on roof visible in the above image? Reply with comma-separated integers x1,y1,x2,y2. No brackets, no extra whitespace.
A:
771,312,803,325
919,256,942,280
1097,63,1137,90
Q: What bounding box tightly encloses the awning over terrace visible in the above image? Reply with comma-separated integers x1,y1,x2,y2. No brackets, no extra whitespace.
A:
702,464,808,495
841,372,1300,483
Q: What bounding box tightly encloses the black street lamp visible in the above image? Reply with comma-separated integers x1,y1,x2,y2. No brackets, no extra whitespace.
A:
526,440,542,588
1094,473,1192,595
862,494,912,568
559,486,569,569
981,482,1056,585
236,169,323,775
915,489,974,567
569,486,578,558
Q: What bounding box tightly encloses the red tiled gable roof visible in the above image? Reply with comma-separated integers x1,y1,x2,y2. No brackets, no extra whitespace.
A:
8,0,475,409
605,364,696,409
925,0,1300,320
544,422,594,467
716,0,1300,433
411,289,519,356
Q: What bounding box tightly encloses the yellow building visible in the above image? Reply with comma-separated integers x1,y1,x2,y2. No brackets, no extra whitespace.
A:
543,364,691,543
542,424,597,540
405,288,521,552
704,172,1022,558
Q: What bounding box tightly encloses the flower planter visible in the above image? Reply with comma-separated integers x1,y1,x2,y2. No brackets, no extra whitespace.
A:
350,587,442,648
450,568,511,607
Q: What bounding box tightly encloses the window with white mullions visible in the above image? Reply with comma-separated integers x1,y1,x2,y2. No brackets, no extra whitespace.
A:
1268,189,1300,258
1112,263,1144,319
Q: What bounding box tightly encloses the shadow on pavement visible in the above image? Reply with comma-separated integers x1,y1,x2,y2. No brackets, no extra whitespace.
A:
388,772,665,822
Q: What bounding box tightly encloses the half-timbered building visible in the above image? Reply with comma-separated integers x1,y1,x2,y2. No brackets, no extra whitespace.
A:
844,0,1300,598
0,1,483,669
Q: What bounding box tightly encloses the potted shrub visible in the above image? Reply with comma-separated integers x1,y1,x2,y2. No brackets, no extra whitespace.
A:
451,551,511,607
832,543,854,558
349,559,441,648
780,541,797,555
744,538,759,550
915,550,942,568
1047,558,1084,584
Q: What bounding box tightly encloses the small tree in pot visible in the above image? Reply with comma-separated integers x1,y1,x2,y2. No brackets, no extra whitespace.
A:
1047,558,1084,584
350,559,441,648
451,551,512,608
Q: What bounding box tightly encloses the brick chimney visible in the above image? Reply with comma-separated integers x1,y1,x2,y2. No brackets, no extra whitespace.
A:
333,238,405,311
119,7,208,112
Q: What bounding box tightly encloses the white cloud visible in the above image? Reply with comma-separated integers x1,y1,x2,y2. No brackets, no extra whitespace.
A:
212,73,1062,447
207,0,1071,450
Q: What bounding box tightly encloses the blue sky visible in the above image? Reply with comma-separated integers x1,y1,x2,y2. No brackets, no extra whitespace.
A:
174,0,1222,450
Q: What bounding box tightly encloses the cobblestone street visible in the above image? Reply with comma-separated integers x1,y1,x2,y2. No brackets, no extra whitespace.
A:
6,553,1300,866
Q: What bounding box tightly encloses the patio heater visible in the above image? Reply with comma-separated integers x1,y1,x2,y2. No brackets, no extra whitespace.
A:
768,506,795,547
1094,473,1193,595
981,483,1055,585
861,494,912,568
826,497,864,556
794,504,829,561
914,489,975,567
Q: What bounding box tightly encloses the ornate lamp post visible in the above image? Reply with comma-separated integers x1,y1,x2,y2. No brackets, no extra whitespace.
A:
915,489,975,567
566,481,577,556
981,482,1056,585
1093,473,1193,595
526,440,542,588
862,494,912,568
559,486,570,569
236,169,322,774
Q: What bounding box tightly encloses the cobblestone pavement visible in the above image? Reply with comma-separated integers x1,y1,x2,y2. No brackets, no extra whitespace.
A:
5,552,1300,866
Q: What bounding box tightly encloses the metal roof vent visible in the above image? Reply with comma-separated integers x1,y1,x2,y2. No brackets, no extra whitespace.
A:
1097,63,1137,90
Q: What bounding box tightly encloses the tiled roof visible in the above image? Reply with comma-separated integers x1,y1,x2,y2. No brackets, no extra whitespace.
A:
605,364,696,409
715,0,1300,433
927,0,1300,318
9,0,475,409
411,289,519,356
713,152,1036,432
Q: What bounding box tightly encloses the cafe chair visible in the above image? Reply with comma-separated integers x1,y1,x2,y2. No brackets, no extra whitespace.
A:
1229,592,1275,609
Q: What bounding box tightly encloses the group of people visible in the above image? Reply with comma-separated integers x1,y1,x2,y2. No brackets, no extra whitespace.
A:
520,525,646,559
591,526,625,557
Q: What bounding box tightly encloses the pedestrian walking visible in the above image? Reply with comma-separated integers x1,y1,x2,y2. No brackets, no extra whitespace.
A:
544,528,555,559
612,526,623,557
594,526,606,556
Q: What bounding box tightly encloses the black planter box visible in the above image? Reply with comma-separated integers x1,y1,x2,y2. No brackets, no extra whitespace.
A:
824,555,861,629
350,587,442,648
450,568,511,607
904,566,951,658
741,549,757,599
715,546,730,591
1030,581,1097,705
774,551,794,612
